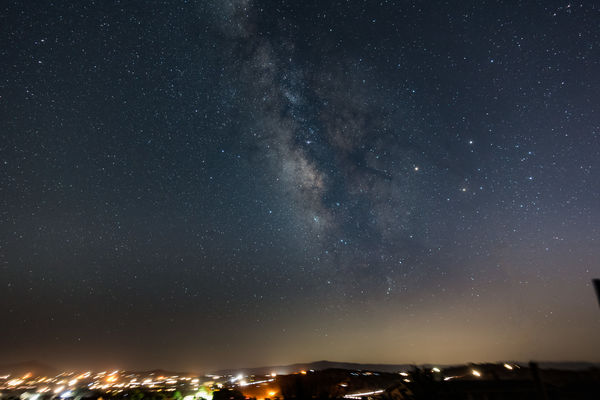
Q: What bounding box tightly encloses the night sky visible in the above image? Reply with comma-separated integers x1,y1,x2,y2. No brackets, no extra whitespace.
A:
1,1,599,372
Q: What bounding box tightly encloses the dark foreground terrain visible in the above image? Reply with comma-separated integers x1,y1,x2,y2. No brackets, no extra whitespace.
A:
1,362,599,400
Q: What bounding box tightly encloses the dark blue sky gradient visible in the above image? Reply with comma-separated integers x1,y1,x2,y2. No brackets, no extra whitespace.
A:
1,0,599,371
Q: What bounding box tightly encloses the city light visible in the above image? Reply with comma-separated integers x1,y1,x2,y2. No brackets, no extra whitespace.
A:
472,369,481,377
344,389,384,399
7,379,24,387
196,386,213,400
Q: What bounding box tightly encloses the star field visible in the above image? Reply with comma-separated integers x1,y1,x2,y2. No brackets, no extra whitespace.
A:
1,0,599,371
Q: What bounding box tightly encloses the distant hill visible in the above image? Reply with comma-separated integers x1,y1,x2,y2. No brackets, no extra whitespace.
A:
0,361,58,377
2,360,596,378
211,360,416,376
536,361,600,370
136,369,198,377
211,360,600,376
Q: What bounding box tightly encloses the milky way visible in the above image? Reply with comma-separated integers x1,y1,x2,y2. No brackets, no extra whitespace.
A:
1,0,599,371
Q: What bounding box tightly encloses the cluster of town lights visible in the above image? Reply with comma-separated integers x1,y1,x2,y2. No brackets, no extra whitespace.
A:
0,370,217,399
2,364,520,400
1,369,291,400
